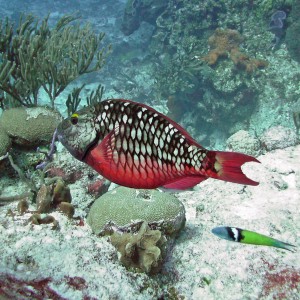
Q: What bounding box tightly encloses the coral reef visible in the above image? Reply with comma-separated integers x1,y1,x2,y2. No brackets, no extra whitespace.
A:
202,28,268,73
226,130,261,156
87,179,109,197
260,125,298,151
34,178,73,217
87,186,186,237
285,2,300,63
110,221,167,274
0,0,300,297
0,106,61,150
0,152,74,228
12,178,74,229
121,0,167,35
148,1,271,141
87,186,185,273
0,14,109,108
0,126,11,157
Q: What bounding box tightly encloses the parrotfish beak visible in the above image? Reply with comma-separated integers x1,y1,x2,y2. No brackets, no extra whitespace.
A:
56,120,85,161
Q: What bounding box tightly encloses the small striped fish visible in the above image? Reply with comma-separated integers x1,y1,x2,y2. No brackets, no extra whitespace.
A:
57,99,259,190
212,226,296,252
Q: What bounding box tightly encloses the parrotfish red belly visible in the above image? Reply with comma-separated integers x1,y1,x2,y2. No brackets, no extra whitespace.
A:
57,99,259,190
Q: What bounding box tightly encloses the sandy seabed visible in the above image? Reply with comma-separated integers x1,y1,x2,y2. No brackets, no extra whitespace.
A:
0,145,299,300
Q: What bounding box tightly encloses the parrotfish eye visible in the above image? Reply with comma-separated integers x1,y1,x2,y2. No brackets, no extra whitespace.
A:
71,113,79,125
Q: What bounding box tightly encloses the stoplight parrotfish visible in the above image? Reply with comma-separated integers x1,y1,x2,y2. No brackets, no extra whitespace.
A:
57,99,259,190
212,226,296,252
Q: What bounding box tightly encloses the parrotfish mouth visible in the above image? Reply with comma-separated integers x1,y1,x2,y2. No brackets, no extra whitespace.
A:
56,127,97,162
56,128,83,161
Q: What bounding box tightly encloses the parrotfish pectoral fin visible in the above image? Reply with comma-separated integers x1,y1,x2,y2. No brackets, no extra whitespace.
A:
210,151,260,186
84,128,118,174
162,175,207,190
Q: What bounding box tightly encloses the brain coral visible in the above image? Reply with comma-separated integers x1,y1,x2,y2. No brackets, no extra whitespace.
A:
87,187,186,237
0,107,62,148
0,125,11,157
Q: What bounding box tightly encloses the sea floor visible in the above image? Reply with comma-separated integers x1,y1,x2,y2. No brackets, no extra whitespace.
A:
0,145,299,299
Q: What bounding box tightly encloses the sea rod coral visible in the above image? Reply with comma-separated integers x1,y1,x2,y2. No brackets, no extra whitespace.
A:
0,13,110,109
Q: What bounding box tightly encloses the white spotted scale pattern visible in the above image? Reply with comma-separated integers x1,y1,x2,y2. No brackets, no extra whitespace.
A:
92,99,209,187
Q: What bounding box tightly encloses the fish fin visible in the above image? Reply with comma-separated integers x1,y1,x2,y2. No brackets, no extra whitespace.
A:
209,151,260,186
84,128,118,171
162,176,207,190
273,240,297,252
96,128,117,161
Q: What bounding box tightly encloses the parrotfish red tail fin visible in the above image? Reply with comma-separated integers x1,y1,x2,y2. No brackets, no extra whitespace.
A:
208,151,260,186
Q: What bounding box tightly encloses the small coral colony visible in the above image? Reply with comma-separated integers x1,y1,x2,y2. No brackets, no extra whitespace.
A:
0,0,298,274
